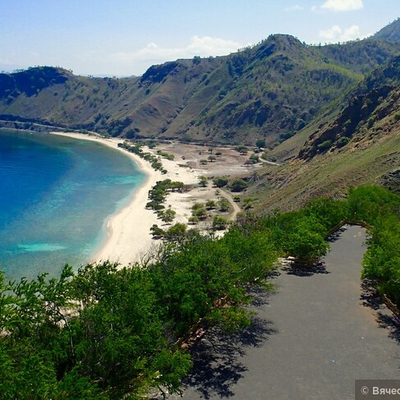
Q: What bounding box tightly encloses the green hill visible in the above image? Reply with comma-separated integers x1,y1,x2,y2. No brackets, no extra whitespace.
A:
374,18,400,41
3,18,400,213
2,29,400,146
250,53,400,212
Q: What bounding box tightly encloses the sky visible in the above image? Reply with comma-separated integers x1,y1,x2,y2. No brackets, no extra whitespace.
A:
1,0,400,77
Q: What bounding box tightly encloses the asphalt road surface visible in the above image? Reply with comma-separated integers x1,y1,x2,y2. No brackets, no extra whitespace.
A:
173,225,400,400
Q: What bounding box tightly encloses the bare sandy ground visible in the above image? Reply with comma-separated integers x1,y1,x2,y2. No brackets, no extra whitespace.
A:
50,133,261,266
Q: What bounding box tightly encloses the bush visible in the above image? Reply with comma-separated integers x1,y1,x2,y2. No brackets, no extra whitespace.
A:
317,140,333,151
337,137,350,148
218,198,231,212
212,215,229,230
213,177,229,188
231,179,248,192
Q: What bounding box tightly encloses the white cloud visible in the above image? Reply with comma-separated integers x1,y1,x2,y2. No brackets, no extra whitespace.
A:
100,36,248,76
131,36,246,63
320,0,363,12
284,5,304,12
319,25,365,42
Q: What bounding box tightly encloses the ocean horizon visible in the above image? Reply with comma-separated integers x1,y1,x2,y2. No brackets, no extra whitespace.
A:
0,129,145,282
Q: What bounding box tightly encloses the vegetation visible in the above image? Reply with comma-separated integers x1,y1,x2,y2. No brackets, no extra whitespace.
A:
2,21,400,146
198,176,208,187
118,142,167,173
2,186,400,398
213,177,229,188
231,179,248,192
256,139,266,149
156,149,175,161
191,202,208,220
218,197,231,212
212,215,229,230
145,179,184,214
4,18,400,398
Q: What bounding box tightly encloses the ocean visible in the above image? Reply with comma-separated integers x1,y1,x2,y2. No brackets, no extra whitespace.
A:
0,130,145,282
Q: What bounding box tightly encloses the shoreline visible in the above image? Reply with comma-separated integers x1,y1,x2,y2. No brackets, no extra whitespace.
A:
50,132,199,266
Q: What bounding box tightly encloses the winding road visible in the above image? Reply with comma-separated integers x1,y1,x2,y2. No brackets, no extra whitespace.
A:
174,225,400,400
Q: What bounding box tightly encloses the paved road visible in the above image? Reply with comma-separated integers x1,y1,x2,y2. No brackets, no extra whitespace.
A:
174,225,400,400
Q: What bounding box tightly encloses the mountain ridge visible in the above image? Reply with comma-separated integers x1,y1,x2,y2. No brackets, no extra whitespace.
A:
2,23,400,146
3,18,400,211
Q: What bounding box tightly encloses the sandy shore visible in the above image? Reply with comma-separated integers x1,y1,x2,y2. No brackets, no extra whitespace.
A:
50,132,265,266
50,132,200,266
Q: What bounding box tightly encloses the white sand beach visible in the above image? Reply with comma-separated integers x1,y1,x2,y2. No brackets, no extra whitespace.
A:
50,132,200,266
50,132,262,266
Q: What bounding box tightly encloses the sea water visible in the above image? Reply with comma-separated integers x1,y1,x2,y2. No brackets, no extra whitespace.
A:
0,130,144,282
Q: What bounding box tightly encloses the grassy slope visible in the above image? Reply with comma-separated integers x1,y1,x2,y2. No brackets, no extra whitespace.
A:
250,126,400,214
2,34,388,144
251,72,400,213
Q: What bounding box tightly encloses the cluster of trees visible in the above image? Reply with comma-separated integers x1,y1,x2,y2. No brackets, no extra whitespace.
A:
146,179,186,240
1,185,399,398
145,179,184,213
0,223,279,398
118,141,167,173
156,149,175,161
211,176,247,192
188,199,230,230
350,186,400,306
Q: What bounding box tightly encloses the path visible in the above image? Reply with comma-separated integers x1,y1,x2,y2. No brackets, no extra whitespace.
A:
174,225,400,400
220,189,241,221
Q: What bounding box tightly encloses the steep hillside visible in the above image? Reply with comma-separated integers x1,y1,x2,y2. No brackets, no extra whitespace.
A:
2,22,400,147
315,38,400,74
299,55,400,160
180,34,361,145
374,18,400,41
0,35,371,145
250,55,400,213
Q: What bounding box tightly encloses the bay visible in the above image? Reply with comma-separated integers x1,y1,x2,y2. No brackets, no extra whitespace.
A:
0,130,144,281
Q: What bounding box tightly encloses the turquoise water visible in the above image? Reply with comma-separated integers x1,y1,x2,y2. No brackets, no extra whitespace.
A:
0,130,145,281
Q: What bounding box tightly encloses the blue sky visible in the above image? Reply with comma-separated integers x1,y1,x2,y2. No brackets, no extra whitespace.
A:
1,0,400,76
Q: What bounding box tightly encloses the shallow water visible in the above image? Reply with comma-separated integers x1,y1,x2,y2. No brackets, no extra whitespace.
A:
0,130,144,281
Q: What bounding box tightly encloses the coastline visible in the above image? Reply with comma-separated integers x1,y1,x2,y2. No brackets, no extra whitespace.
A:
50,132,199,266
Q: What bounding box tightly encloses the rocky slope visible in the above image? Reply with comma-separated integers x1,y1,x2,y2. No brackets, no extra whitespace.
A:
250,52,400,212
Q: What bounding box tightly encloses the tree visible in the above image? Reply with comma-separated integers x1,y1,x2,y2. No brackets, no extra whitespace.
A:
165,223,187,242
248,154,259,164
218,198,230,212
150,224,165,238
198,176,208,187
231,179,248,192
212,215,229,230
192,203,207,220
192,55,201,65
213,177,229,188
236,145,248,155
159,208,176,224
188,216,199,225
206,200,217,210
170,181,184,192
281,219,329,265
256,139,266,149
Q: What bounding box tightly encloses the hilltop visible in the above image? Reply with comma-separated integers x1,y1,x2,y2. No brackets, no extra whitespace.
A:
3,18,400,214
2,24,400,147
